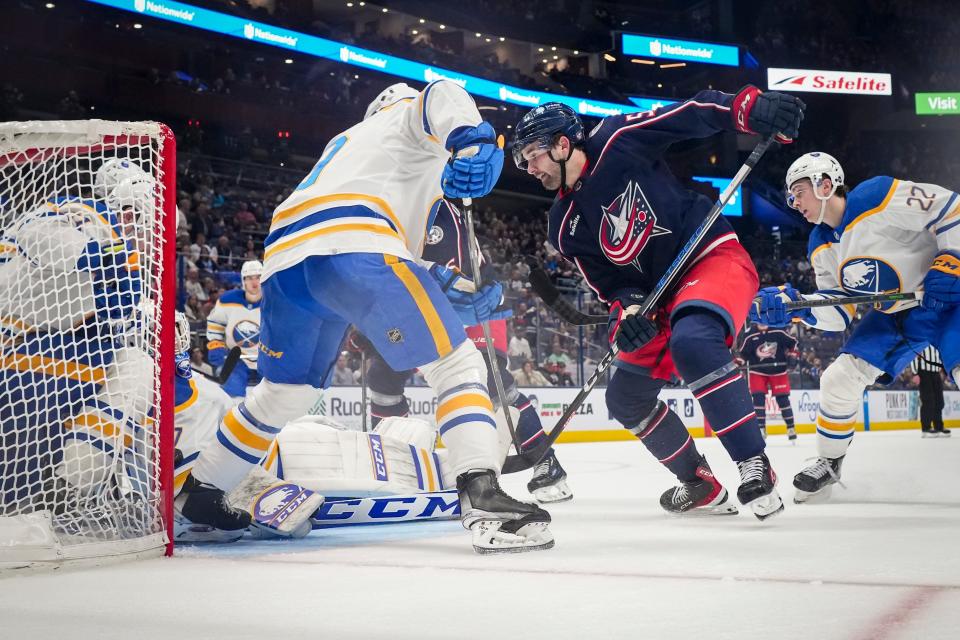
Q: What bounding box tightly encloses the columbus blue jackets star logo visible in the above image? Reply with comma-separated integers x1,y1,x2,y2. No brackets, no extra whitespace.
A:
599,181,670,267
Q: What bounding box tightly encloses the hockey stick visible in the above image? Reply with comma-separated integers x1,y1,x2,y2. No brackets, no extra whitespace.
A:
784,291,918,310
462,196,523,454
502,134,778,474
192,346,242,384
527,265,608,326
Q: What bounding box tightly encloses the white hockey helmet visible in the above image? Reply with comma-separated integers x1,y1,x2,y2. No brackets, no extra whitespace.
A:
785,152,844,224
175,311,192,355
364,83,419,120
94,158,156,220
241,260,263,279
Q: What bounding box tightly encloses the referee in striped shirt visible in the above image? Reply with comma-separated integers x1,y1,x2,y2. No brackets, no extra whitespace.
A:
912,346,950,437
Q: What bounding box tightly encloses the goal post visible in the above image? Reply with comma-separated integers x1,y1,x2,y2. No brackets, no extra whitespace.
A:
0,120,176,570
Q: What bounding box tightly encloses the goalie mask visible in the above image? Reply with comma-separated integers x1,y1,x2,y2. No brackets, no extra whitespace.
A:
94,158,157,223
785,152,844,225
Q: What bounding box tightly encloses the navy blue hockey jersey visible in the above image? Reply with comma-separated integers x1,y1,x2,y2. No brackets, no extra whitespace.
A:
737,326,799,374
548,90,743,305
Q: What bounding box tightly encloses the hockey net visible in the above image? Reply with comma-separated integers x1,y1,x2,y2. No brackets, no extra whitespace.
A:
0,120,175,570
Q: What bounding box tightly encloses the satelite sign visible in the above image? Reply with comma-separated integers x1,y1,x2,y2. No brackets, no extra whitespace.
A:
768,68,892,96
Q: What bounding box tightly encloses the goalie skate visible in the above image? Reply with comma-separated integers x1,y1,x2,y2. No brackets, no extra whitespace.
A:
176,474,252,534
660,456,738,516
173,511,245,544
793,456,844,504
736,453,784,521
526,453,573,504
458,470,554,554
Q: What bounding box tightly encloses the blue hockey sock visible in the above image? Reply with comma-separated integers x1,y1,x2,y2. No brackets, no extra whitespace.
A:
671,311,765,462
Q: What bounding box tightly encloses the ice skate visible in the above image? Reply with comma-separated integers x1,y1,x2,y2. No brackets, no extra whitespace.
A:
793,456,844,503
660,456,738,516
787,426,797,443
526,453,573,504
176,474,252,533
736,453,784,520
458,469,554,554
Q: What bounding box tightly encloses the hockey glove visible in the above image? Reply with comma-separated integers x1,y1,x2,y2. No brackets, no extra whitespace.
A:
442,122,504,199
428,264,512,325
76,239,130,282
732,86,805,144
608,299,658,353
921,252,960,311
748,283,812,327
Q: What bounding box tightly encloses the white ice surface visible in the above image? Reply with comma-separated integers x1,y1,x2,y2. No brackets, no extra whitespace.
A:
2,430,960,640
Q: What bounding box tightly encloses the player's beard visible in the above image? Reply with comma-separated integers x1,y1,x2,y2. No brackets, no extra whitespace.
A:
540,171,561,191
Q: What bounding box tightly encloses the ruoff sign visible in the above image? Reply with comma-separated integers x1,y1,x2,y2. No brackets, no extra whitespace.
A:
767,68,892,96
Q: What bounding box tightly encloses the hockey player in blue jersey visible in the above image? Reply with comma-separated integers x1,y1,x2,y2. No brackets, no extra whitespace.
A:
206,260,263,398
513,87,804,520
364,198,573,503
181,81,554,553
751,152,960,502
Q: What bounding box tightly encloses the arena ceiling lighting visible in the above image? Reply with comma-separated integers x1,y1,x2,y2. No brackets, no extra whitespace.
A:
86,0,670,117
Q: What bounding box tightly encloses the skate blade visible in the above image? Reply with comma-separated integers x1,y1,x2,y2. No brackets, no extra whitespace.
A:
173,522,244,544
746,492,784,521
793,485,834,504
532,481,574,504
666,503,739,517
470,520,555,554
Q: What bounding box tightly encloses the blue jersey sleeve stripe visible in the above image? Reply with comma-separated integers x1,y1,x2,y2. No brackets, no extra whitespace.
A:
935,217,960,236
421,81,439,137
927,192,958,230
264,205,398,247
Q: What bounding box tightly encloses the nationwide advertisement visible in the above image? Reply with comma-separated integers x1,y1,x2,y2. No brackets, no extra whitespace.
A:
621,34,739,67
89,0,665,117
767,67,892,96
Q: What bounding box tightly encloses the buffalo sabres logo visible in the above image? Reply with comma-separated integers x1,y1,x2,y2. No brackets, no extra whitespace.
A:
599,181,670,267
426,225,444,245
840,257,901,311
756,341,778,360
232,319,261,349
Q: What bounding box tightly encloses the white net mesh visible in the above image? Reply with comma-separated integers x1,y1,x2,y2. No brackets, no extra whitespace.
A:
0,120,172,568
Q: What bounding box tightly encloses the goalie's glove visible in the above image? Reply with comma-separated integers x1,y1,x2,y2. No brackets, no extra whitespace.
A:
748,283,811,326
921,252,960,311
77,239,141,320
732,85,805,144
442,122,504,199
608,296,658,353
428,263,512,325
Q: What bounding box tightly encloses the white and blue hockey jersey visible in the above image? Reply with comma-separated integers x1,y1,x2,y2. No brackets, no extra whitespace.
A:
803,176,960,330
261,80,483,281
205,288,261,371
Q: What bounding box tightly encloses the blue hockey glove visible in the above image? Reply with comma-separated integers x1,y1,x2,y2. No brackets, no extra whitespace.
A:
76,239,130,281
429,263,512,324
733,85,805,144
442,122,504,199
748,283,811,326
78,240,141,319
608,299,658,352
921,252,960,311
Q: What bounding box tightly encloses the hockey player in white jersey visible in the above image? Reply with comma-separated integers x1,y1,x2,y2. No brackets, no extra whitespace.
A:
206,260,263,398
183,81,554,553
0,174,143,525
751,152,960,502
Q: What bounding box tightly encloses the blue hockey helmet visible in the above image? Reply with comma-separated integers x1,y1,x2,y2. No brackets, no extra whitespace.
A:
511,102,585,170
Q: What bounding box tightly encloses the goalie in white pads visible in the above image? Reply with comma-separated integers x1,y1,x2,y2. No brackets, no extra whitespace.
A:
751,152,960,502
182,81,553,554
0,163,146,535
